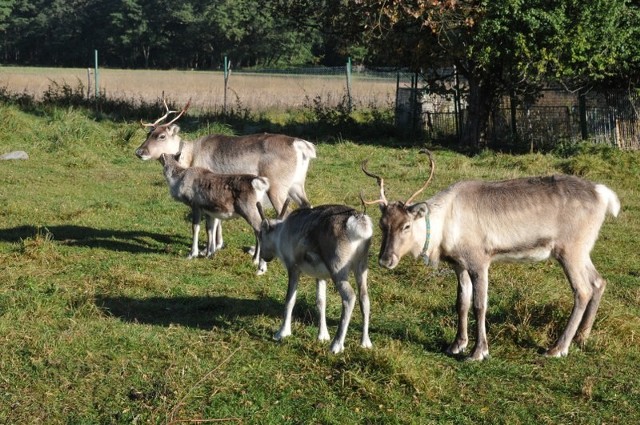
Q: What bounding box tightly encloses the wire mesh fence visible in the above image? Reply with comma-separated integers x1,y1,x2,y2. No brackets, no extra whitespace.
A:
400,85,640,150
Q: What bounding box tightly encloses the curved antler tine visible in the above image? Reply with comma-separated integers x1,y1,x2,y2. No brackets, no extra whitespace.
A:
140,97,179,128
140,118,154,128
277,198,291,219
361,160,388,205
256,202,266,221
405,149,435,206
165,98,192,126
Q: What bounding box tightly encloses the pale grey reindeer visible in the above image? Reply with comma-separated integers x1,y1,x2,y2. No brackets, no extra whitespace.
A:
362,151,620,361
136,99,316,258
257,201,373,353
160,152,270,274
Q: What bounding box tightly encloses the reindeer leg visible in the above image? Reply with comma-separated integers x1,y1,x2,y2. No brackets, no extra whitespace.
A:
574,261,607,346
275,268,300,341
467,266,491,361
204,214,215,258
447,266,472,356
316,279,330,342
330,273,357,354
356,261,372,349
288,183,311,208
547,256,593,357
213,218,223,251
188,208,202,259
253,229,267,275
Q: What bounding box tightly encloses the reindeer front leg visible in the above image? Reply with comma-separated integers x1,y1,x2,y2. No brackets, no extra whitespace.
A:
356,261,372,349
188,207,202,259
447,266,472,356
468,266,490,361
252,229,267,275
204,214,216,257
275,267,300,341
316,279,330,342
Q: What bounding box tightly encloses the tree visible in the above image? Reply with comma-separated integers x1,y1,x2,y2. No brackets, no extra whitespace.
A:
354,0,639,147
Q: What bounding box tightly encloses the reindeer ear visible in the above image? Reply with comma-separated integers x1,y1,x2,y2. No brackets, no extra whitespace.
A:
167,124,180,136
407,202,429,219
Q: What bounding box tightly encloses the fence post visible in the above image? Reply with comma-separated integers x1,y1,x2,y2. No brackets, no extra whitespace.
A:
510,91,517,142
94,49,99,98
453,65,461,143
346,57,352,111
223,56,229,115
579,91,588,140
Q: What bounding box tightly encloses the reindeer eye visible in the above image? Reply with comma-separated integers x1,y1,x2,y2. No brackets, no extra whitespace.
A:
402,223,411,232
158,134,166,140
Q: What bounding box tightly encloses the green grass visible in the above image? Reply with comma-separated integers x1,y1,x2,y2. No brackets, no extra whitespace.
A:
1,101,639,424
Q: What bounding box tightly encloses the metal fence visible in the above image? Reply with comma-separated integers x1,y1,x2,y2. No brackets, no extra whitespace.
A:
397,84,640,150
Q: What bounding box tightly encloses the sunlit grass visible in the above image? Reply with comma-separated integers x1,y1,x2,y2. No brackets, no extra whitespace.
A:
0,100,639,423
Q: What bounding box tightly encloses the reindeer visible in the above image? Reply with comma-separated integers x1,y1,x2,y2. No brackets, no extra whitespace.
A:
362,151,620,361
135,98,316,258
160,152,270,274
257,201,373,353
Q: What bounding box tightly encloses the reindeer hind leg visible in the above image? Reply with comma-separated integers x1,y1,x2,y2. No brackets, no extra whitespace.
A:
574,260,607,346
546,255,593,357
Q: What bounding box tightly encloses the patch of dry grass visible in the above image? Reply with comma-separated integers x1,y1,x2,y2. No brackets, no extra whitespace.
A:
0,67,398,112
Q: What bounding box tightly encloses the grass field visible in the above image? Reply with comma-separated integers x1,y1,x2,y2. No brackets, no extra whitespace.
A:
0,87,639,424
0,66,398,112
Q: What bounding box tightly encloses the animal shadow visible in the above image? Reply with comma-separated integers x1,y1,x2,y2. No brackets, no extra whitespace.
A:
96,294,333,335
0,224,185,254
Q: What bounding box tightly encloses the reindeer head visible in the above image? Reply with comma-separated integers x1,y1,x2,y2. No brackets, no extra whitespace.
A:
361,150,434,269
256,199,290,262
135,98,190,160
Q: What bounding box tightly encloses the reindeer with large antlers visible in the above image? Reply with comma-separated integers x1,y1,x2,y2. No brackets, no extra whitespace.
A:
362,150,620,361
136,98,316,260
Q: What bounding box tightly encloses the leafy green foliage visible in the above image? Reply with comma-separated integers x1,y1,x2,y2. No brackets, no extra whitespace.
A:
0,99,639,423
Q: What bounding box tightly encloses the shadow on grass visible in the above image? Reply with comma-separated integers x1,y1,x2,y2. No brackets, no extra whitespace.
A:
95,294,327,333
0,224,185,254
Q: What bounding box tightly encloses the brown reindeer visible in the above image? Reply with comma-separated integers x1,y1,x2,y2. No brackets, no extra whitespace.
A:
160,152,270,274
362,151,620,360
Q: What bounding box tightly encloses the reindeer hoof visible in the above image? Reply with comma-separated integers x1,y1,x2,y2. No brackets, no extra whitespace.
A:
318,330,330,342
330,342,345,354
446,340,468,355
361,337,373,349
274,328,291,341
544,347,568,358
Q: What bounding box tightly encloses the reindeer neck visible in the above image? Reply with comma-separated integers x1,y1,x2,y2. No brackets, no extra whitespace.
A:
176,139,195,168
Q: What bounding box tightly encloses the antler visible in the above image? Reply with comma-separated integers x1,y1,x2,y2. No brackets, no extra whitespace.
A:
165,98,191,126
277,198,290,219
361,160,388,206
404,149,435,206
257,202,266,221
140,97,191,128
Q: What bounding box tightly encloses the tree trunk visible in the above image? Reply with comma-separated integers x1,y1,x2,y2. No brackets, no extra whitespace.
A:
461,75,496,149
